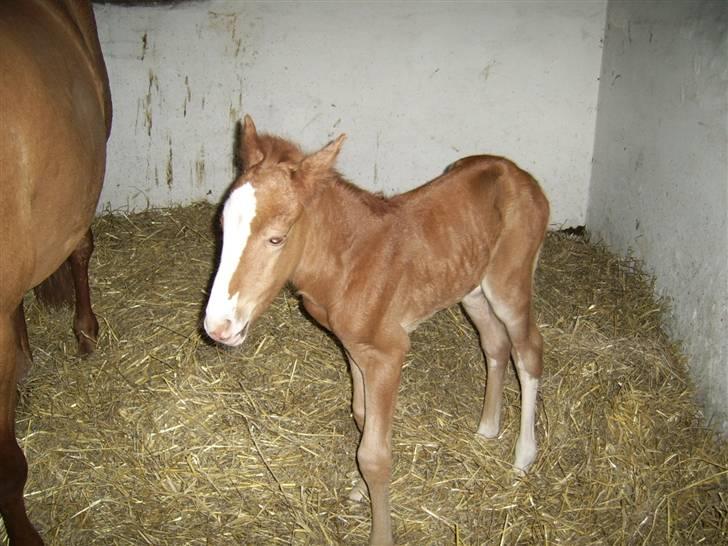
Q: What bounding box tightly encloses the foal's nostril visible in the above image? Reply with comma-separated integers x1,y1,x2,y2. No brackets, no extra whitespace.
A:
206,318,232,342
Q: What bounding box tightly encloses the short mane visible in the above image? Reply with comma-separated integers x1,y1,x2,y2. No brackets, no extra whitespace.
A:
256,134,305,167
258,133,395,215
336,175,394,215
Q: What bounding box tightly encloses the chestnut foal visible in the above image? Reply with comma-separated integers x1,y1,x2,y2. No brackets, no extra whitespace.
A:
205,116,549,545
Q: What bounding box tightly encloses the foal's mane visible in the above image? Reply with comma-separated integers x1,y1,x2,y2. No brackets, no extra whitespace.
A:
255,134,305,167
261,134,395,216
337,177,394,216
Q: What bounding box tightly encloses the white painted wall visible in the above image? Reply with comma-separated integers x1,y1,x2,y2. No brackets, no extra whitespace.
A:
92,0,727,436
588,1,728,435
93,0,606,226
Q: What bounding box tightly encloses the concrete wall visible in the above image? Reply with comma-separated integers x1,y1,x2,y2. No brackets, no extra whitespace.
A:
588,1,728,435
93,0,606,226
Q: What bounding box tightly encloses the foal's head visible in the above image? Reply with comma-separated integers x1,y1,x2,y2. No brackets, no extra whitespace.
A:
204,115,345,346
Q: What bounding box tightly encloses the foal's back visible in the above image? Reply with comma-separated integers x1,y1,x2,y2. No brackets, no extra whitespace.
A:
398,154,546,237
373,155,549,329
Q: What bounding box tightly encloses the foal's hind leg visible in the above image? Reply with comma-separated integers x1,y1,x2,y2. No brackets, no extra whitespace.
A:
504,312,541,473
69,229,99,355
482,260,544,473
461,288,511,438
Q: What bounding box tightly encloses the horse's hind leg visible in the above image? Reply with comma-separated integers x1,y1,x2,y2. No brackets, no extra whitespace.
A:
461,288,511,439
12,305,32,382
69,229,99,355
0,313,43,545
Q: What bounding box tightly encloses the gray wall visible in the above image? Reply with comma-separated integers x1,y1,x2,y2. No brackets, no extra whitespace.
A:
588,0,727,435
93,0,606,226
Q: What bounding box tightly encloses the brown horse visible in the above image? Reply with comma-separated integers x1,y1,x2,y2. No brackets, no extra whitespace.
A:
204,116,549,545
0,1,111,543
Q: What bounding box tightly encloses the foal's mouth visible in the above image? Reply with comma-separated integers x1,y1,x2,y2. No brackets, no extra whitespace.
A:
223,321,249,347
204,318,250,347
236,321,249,341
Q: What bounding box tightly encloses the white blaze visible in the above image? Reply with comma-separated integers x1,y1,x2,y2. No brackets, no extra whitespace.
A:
204,183,257,339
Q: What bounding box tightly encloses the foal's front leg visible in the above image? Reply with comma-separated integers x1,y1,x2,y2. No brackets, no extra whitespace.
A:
347,341,406,546
346,356,368,502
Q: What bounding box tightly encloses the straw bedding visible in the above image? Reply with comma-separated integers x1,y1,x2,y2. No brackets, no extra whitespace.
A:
8,203,727,545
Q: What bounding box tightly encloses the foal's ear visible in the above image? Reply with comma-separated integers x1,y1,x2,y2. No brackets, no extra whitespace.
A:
295,134,346,204
301,134,346,173
241,115,264,169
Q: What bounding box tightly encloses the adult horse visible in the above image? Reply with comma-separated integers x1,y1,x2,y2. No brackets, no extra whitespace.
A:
0,1,112,543
204,116,549,545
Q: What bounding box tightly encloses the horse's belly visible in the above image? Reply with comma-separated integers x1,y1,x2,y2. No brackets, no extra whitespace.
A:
1,5,108,289
25,107,105,286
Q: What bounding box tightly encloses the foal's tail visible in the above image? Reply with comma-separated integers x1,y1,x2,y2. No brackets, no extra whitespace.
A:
34,259,74,308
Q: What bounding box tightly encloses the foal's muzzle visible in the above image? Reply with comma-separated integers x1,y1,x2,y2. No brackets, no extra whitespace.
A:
204,317,249,347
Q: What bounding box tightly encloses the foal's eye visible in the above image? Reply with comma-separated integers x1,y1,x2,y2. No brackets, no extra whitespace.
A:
268,236,285,246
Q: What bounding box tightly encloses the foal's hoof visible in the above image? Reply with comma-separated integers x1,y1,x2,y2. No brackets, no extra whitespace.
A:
513,441,537,475
347,477,367,503
476,422,501,439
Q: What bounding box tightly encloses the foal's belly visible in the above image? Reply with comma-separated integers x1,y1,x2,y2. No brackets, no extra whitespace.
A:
399,283,478,334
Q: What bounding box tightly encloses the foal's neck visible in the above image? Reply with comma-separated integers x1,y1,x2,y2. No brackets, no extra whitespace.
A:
291,173,387,303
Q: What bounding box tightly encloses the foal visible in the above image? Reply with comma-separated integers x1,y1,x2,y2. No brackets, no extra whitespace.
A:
205,116,549,545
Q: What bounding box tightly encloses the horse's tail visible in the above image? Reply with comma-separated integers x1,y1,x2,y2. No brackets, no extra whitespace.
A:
34,259,74,308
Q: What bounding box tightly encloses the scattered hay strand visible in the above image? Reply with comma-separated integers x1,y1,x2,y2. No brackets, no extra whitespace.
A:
6,202,727,545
